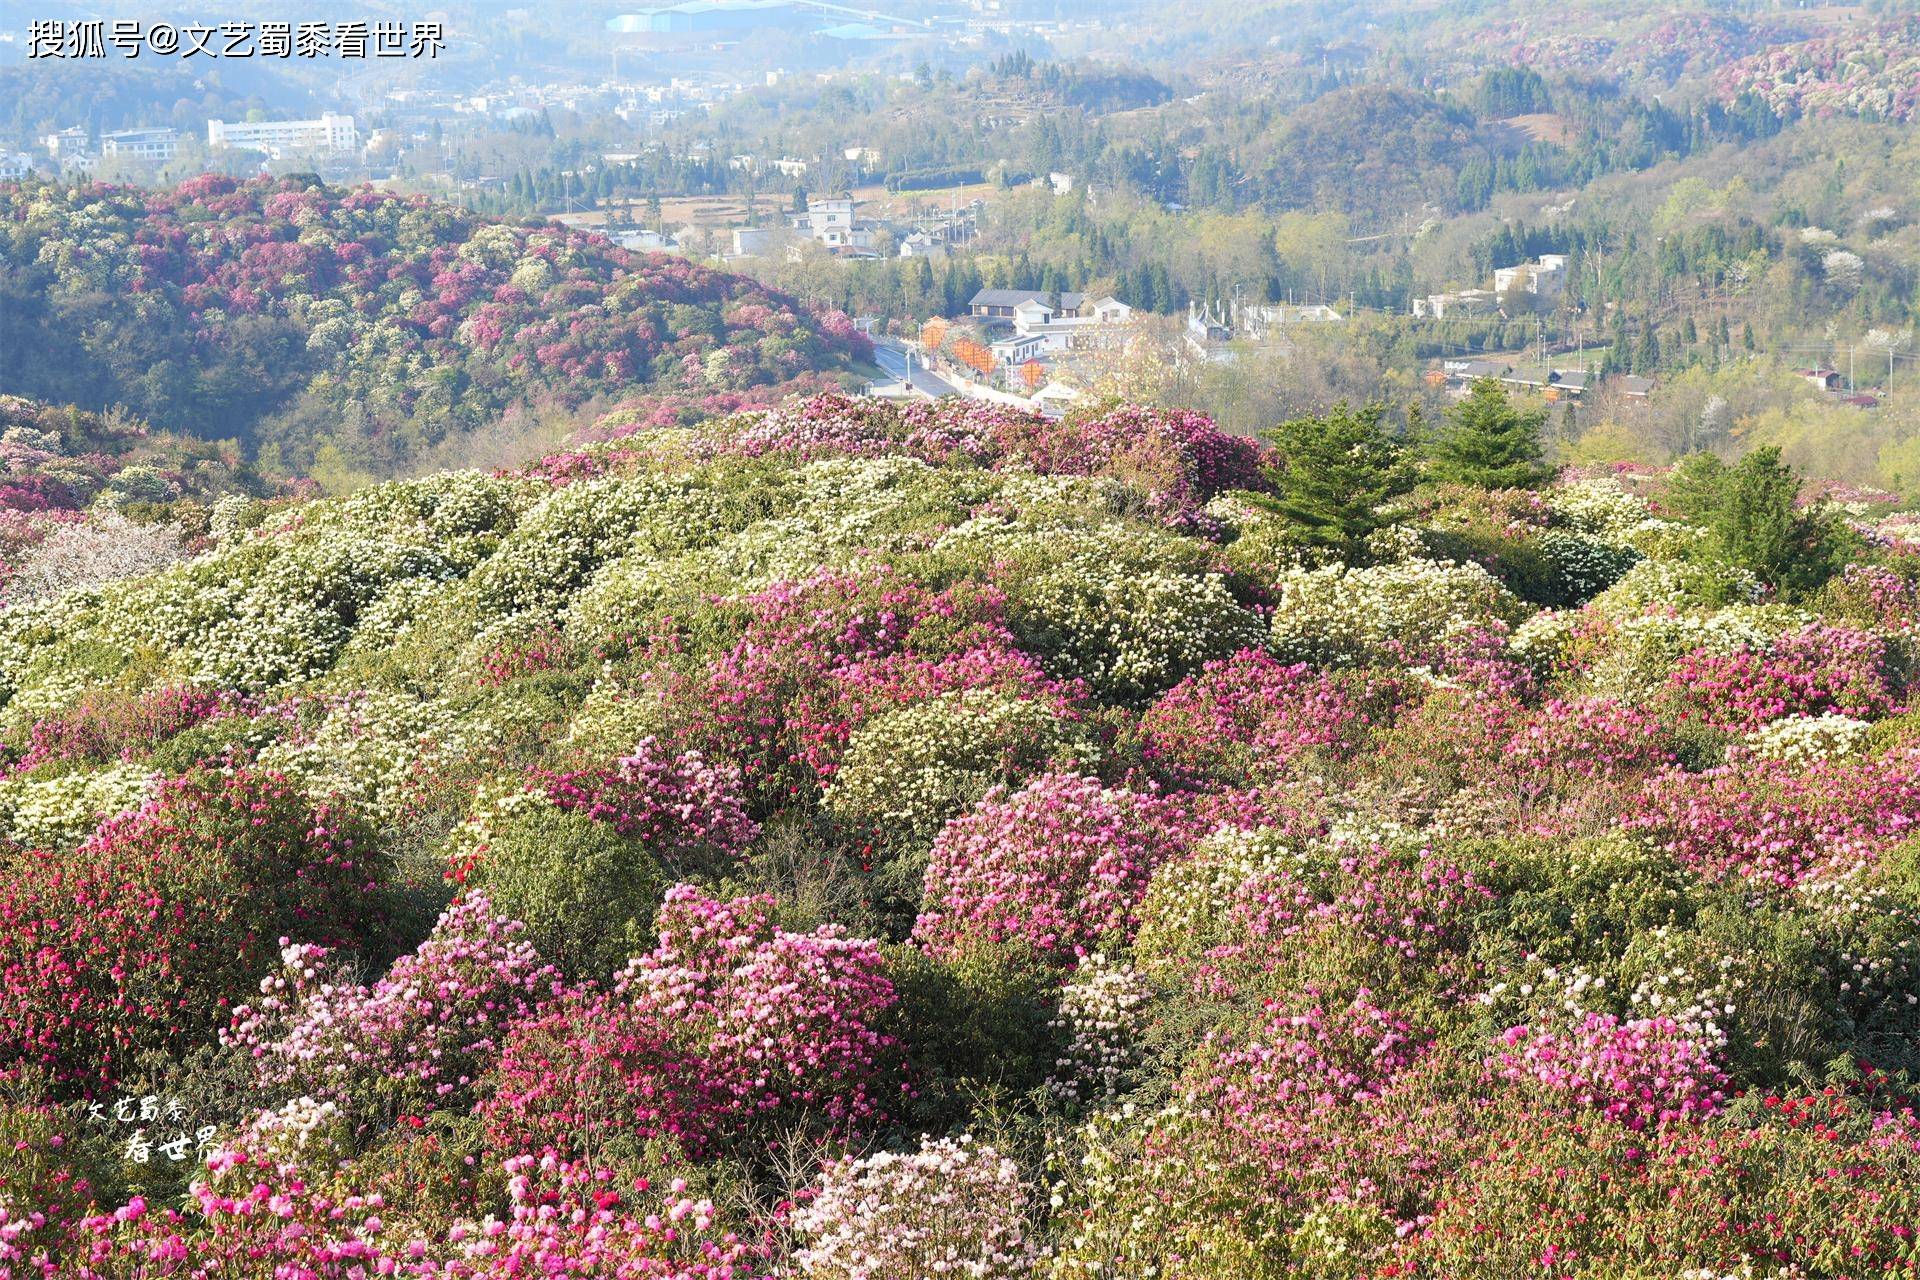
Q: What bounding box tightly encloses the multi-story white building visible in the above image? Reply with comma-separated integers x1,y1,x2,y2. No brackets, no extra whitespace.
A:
0,152,33,180
1493,253,1569,299
100,128,180,163
206,114,359,157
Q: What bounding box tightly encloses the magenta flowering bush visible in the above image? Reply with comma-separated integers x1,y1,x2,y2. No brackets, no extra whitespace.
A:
1140,649,1395,788
16,384,1920,1274
224,893,564,1123
58,1142,770,1279
1492,1014,1731,1131
1629,743,1920,887
534,737,759,873
487,886,903,1161
914,773,1197,966
1661,622,1903,731
616,888,903,1137
0,768,383,1089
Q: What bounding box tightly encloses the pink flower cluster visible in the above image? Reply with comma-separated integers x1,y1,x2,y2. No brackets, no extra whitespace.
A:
56,1146,769,1279
1629,744,1920,887
618,888,902,1133
1493,1015,1730,1131
680,395,1267,529
914,773,1198,965
224,893,564,1117
533,737,758,873
0,769,380,1088
1663,623,1902,730
7,685,236,774
1203,989,1423,1114
488,887,902,1159
1141,650,1392,787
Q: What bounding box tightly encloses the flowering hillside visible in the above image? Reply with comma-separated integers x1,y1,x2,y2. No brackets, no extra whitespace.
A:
0,177,872,472
4,392,1920,1276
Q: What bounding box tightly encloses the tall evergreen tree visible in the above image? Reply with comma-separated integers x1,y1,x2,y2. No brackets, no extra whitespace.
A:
1428,379,1553,489
1254,402,1416,554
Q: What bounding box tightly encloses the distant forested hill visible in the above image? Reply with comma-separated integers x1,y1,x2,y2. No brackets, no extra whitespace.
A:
0,176,871,475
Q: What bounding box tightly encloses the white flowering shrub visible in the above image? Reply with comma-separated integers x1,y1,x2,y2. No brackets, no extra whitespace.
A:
823,690,1098,846
1590,558,1763,617
256,691,490,826
1011,558,1265,703
1048,953,1153,1107
1744,713,1873,765
0,762,154,849
1133,825,1310,973
467,475,732,617
1546,478,1655,542
1268,559,1527,667
1584,606,1809,700
793,1134,1040,1280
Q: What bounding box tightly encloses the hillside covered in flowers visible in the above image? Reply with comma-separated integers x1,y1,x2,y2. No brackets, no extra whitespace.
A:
3,390,1920,1277
0,177,872,474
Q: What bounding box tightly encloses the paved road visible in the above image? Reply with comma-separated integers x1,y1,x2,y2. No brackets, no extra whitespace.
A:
872,340,961,399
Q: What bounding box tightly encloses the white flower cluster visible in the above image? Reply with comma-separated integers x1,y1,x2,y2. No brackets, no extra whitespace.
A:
208,493,259,543
1048,953,1153,1107
1590,558,1762,617
794,1133,1041,1280
1268,558,1527,668
1017,557,1264,703
1744,713,1874,765
823,689,1098,844
1545,478,1655,542
1618,925,1739,1050
439,779,555,872
0,761,154,849
1585,605,1810,699
468,474,731,619
239,1095,351,1166
256,691,490,827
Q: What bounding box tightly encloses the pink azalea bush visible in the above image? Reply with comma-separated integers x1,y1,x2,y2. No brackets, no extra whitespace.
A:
224,893,564,1122
533,737,759,872
1140,650,1395,787
1661,623,1903,730
1492,1014,1731,1131
485,887,902,1160
1628,743,1920,887
913,773,1197,965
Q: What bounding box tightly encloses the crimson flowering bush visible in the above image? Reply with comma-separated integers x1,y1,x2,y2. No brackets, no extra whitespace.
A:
1661,622,1904,731
913,773,1197,966
687,395,1265,530
224,893,564,1124
6,686,237,774
487,887,903,1160
55,1143,770,1279
1140,649,1397,788
0,768,383,1089
651,567,1039,807
1492,1014,1731,1131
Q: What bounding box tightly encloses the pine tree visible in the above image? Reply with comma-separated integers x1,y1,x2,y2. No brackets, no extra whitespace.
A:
1254,403,1416,553
1428,379,1553,490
